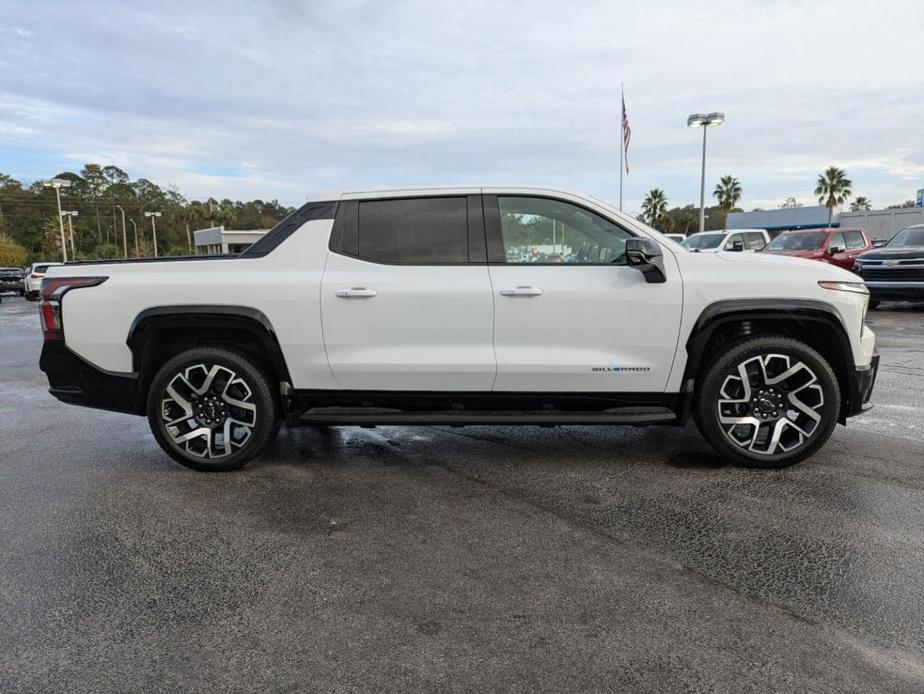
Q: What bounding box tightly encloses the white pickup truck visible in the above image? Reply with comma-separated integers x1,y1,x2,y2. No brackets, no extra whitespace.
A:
39,187,878,471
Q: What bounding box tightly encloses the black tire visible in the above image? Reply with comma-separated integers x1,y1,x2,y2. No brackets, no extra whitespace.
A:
694,336,840,468
147,347,279,472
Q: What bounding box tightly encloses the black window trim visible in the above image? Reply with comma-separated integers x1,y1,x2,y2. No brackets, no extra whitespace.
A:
483,193,638,265
242,200,339,258
328,194,487,266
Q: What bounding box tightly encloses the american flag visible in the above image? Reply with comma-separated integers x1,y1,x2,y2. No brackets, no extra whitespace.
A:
621,94,631,174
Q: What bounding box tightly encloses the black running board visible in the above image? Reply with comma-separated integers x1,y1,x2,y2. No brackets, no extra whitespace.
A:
296,406,677,426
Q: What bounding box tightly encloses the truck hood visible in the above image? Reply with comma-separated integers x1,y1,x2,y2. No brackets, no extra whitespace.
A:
857,246,924,261
711,249,860,280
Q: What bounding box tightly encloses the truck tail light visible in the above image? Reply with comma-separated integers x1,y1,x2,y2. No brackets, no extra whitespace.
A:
39,276,108,341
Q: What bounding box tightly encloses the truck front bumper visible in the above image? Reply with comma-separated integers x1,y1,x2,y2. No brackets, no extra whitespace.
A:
844,352,879,420
864,281,924,301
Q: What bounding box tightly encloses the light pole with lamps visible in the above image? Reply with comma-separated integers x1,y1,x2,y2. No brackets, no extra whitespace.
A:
61,210,79,258
144,211,161,257
42,178,72,262
687,112,725,235
115,205,128,258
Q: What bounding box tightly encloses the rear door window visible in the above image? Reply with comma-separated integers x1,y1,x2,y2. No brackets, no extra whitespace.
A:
744,232,766,250
723,233,743,250
845,231,866,249
355,197,469,264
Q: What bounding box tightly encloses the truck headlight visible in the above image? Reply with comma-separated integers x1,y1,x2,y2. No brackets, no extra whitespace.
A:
818,281,869,295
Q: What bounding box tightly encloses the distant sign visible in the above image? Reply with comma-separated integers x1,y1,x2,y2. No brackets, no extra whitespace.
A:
917,188,924,207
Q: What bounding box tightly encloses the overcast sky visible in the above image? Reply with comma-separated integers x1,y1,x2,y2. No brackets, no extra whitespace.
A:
1,0,922,214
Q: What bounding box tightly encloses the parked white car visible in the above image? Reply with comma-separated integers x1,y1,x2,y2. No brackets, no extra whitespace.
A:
39,187,876,472
24,262,62,301
664,233,686,243
683,228,770,253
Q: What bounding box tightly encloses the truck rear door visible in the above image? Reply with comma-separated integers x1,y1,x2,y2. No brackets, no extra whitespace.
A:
320,195,496,391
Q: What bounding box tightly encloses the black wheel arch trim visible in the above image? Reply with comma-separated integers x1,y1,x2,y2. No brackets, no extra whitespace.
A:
127,305,292,386
682,298,861,422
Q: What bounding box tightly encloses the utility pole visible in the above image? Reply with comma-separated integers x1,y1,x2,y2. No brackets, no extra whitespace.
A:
62,211,79,258
115,205,128,258
129,219,139,257
144,211,161,257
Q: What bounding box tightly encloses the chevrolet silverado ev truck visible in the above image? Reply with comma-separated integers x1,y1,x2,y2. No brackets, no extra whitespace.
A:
39,187,878,471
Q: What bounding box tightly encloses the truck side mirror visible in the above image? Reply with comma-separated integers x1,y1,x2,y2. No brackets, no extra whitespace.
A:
626,238,666,283
828,244,845,256
729,239,745,252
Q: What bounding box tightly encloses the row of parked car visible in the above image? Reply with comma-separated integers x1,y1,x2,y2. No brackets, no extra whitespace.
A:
0,262,62,303
667,224,924,308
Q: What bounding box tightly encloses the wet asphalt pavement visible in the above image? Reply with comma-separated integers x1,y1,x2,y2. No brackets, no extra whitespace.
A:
1,294,923,692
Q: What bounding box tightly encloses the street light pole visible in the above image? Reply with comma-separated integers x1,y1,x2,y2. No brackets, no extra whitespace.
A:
144,211,162,257
687,112,725,235
699,125,708,235
43,179,72,262
115,205,128,258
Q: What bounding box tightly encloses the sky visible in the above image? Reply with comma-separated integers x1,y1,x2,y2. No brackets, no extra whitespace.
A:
1,0,923,215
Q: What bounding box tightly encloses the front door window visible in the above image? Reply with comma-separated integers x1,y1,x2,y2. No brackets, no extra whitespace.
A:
497,197,632,265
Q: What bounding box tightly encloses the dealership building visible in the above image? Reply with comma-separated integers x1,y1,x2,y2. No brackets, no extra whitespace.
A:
193,226,268,255
727,205,836,234
728,201,924,241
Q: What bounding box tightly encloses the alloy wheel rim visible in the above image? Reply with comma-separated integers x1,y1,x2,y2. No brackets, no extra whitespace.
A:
160,363,257,459
716,353,824,455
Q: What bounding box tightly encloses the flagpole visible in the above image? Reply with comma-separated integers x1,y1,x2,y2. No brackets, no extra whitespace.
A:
619,82,624,211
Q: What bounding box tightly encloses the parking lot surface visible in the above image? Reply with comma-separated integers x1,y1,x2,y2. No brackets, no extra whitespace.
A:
1,294,923,692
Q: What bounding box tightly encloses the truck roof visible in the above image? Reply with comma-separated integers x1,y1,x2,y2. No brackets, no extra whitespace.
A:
307,185,604,202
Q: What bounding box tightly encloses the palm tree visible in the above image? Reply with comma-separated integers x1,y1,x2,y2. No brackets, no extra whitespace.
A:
713,175,742,229
814,167,852,225
850,196,872,211
640,189,669,229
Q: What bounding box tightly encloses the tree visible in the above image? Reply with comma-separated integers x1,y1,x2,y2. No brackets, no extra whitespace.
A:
712,175,742,229
640,189,670,229
814,166,852,225
0,233,28,267
850,197,872,211
780,197,802,209
0,163,294,262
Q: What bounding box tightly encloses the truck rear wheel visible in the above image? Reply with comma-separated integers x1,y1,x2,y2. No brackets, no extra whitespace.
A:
694,336,840,468
146,347,279,471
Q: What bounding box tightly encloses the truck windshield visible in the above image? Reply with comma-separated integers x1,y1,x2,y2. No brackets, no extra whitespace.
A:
682,234,723,250
887,227,924,247
764,232,827,252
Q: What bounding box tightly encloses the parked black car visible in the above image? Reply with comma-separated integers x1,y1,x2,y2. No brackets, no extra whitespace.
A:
854,224,924,308
0,267,26,301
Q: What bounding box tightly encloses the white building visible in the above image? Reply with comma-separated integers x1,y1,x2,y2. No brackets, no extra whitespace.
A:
193,226,268,255
838,207,924,242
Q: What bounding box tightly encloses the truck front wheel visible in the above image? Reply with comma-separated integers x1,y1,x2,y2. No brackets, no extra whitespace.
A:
146,347,279,472
694,336,841,468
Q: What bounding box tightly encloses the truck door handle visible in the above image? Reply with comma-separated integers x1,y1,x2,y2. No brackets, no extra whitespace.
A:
336,287,377,298
500,286,543,297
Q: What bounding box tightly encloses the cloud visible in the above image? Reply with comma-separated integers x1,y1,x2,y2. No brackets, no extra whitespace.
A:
0,0,922,212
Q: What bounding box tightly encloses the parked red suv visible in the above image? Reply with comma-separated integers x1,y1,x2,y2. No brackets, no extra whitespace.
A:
759,227,872,271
